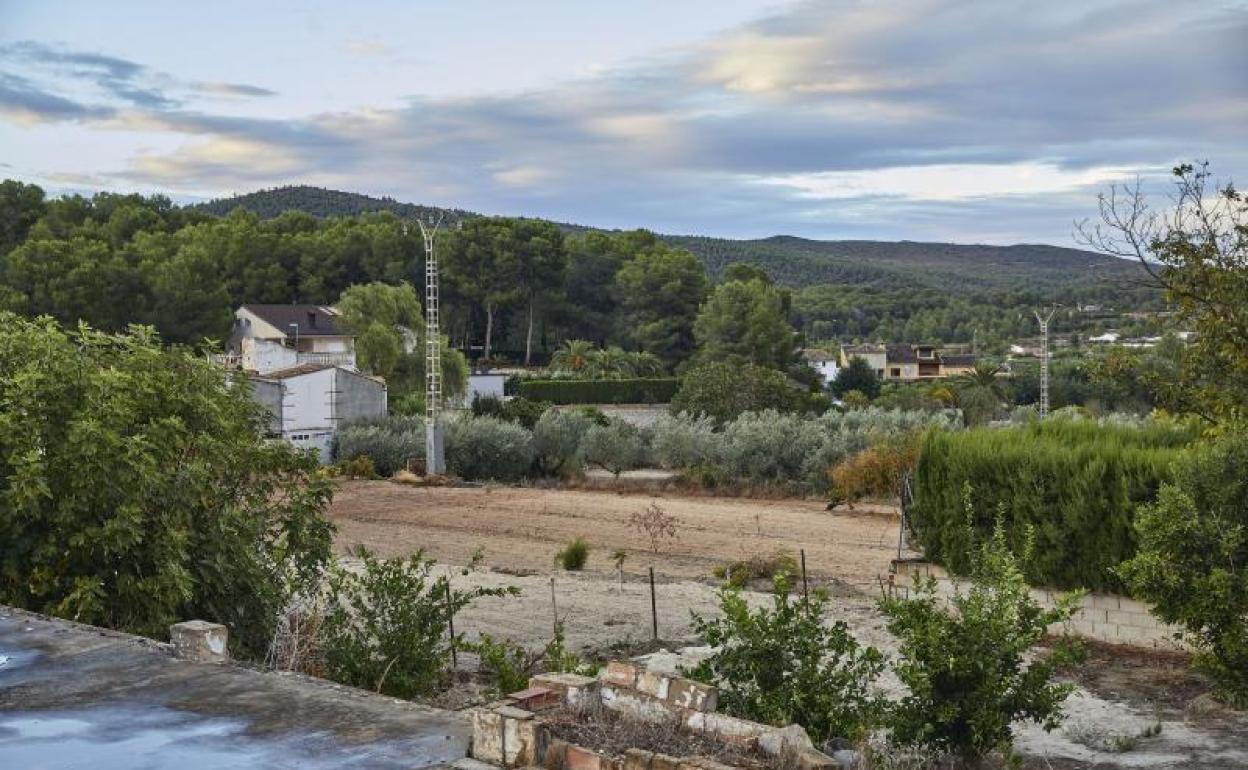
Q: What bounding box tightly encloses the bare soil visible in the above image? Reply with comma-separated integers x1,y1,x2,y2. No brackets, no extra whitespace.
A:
327,481,1248,769
330,481,906,591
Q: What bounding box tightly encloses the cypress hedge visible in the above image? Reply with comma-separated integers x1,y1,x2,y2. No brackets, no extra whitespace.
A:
515,378,679,405
909,419,1198,593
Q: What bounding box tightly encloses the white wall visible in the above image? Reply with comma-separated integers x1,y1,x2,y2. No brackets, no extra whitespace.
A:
242,338,298,374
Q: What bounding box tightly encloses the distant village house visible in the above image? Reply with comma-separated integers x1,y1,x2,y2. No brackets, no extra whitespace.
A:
839,343,977,382
224,304,385,461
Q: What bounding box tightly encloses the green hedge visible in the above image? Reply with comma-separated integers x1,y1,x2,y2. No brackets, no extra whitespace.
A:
909,419,1198,593
515,378,679,405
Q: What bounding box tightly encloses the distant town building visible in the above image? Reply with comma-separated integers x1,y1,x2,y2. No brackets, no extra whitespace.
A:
227,304,356,375
249,363,387,461
839,343,977,382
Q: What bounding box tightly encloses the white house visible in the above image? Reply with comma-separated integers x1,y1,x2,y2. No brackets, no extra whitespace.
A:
801,349,840,386
229,304,356,375
249,363,387,461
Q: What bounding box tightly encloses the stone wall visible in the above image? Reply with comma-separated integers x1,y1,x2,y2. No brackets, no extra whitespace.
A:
470,663,841,770
891,559,1185,650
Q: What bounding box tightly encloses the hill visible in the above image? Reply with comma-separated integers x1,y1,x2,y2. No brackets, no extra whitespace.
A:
191,185,476,224
189,185,1147,295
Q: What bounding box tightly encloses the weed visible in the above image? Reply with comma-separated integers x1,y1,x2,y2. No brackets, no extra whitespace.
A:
555,537,591,570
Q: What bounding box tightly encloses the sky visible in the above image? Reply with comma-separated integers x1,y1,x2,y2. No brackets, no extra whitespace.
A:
1,0,1245,244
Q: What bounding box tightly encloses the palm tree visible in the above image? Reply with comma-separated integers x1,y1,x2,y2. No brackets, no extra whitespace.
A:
624,351,665,378
587,346,632,379
551,339,595,373
954,362,1006,402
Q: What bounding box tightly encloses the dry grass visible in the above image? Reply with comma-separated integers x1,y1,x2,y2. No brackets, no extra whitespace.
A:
541,705,773,768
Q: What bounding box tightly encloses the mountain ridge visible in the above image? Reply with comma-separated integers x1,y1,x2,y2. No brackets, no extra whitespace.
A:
189,184,1146,294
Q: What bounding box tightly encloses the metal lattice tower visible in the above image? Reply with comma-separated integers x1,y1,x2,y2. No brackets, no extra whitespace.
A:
1034,306,1057,419
419,215,446,474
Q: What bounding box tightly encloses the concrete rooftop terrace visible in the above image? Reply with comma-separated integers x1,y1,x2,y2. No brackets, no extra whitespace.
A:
0,607,471,768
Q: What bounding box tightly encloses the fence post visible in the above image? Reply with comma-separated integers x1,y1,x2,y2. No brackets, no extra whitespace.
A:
550,576,559,638
649,567,658,642
800,548,809,603
444,580,458,668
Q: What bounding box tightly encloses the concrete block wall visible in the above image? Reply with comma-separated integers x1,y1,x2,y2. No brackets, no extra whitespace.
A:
891,559,1185,650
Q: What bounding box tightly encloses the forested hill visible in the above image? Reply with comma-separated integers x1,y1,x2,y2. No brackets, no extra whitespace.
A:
191,185,476,225
666,235,1144,293
190,185,1145,294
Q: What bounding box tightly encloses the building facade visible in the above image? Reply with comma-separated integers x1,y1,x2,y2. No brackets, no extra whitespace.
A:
228,304,356,375
839,343,977,382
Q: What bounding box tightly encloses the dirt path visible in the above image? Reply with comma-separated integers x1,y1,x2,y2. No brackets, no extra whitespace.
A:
329,481,907,591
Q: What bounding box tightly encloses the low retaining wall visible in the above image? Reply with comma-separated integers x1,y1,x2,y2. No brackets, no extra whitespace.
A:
470,663,840,770
891,559,1185,650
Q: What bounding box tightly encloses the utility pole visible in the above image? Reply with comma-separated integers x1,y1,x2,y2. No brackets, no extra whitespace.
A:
419,215,446,474
1034,305,1057,419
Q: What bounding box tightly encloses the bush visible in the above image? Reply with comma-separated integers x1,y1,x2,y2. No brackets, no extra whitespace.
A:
629,501,679,553
333,415,425,476
713,551,798,588
832,356,881,400
718,410,822,485
686,575,884,745
320,548,514,698
828,434,920,506
670,362,804,423
0,315,333,658
501,397,552,429
340,455,377,479
554,537,591,571
444,414,535,481
516,378,678,405
532,409,593,476
581,420,647,477
1119,431,1248,706
880,513,1084,763
471,393,505,418
910,418,1197,592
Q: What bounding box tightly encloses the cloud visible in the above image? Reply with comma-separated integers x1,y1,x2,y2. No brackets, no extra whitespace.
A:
194,82,278,98
0,40,275,115
7,1,1248,242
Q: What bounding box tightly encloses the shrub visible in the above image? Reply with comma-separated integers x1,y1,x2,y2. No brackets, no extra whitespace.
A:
880,513,1084,763
320,548,514,698
581,420,647,477
340,455,377,480
532,408,593,476
474,633,539,694
828,434,920,506
670,362,804,423
516,378,679,405
686,575,885,744
554,537,591,571
1119,431,1248,706
910,418,1197,592
333,415,424,476
444,414,535,481
650,413,722,469
628,501,679,553
501,397,552,429
0,315,333,658
713,550,798,588
471,393,505,418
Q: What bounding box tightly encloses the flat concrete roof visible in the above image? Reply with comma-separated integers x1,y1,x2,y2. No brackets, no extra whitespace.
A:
0,607,470,768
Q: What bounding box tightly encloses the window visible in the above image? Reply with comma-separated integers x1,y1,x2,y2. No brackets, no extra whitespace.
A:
890,367,901,378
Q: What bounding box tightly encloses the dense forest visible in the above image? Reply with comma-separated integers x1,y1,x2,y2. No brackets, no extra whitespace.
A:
0,180,1163,360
